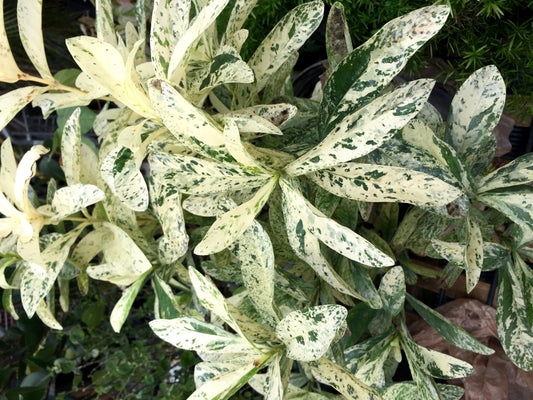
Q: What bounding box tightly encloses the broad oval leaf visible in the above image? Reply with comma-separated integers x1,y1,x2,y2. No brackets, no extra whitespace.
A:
51,184,105,222
275,305,347,362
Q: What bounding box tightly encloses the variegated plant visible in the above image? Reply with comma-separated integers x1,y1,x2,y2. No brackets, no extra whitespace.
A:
0,0,532,399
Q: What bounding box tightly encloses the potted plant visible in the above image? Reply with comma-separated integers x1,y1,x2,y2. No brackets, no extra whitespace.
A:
0,0,532,399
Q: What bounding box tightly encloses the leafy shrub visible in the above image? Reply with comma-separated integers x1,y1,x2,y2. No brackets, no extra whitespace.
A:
0,0,532,399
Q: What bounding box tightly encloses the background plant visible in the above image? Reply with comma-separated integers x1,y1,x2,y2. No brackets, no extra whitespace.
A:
0,1,532,399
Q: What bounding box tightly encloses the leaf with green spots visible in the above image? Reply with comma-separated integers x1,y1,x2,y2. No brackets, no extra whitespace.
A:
51,184,105,222
379,266,405,317
60,108,82,185
17,0,53,79
35,300,62,330
478,153,533,193
195,176,277,254
100,146,149,212
382,382,464,400
285,79,434,176
319,5,449,133
496,256,533,371
310,356,382,400
478,186,533,232
465,214,483,292
222,119,268,172
0,86,48,131
445,66,506,176
406,293,494,355
95,0,117,47
312,162,462,209
247,1,324,93
150,0,190,79
196,49,255,92
110,269,150,333
325,2,353,70
224,0,257,38
275,305,347,362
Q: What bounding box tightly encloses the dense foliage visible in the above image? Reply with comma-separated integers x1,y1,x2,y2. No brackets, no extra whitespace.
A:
0,0,532,399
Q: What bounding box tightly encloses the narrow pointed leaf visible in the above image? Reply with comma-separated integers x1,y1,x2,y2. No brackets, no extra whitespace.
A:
465,215,483,292
110,270,150,333
0,86,48,131
95,0,117,46
379,266,405,317
61,108,82,185
36,300,62,330
478,186,533,232
153,273,182,319
0,0,22,82
478,153,533,192
325,3,353,70
224,0,257,37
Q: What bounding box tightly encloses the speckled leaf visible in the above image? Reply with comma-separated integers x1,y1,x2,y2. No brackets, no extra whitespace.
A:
312,162,461,208
285,79,434,176
400,323,473,379
496,257,533,370
86,223,152,286
379,266,405,317
0,86,48,131
167,0,230,80
280,177,394,267
222,119,267,171
149,79,225,146
17,0,52,79
100,146,148,212
478,153,533,193
465,215,483,293
61,108,82,185
51,184,105,221
0,0,22,82
195,176,277,255
230,220,278,326
406,293,493,355
150,0,190,78
478,186,533,232
325,3,353,70
445,66,506,175
110,270,150,332
96,0,117,47
248,1,324,92
319,6,449,133
153,273,182,319
382,382,464,400
36,300,62,330
275,305,347,362
150,316,253,354
198,50,255,91
0,138,17,201
224,0,257,38
310,357,382,400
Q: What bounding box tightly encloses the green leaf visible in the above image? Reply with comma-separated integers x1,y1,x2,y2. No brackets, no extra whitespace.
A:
285,79,435,176
406,293,494,355
51,184,105,221
496,256,533,370
100,146,149,212
478,186,533,232
319,5,449,133
312,162,462,208
0,86,48,131
110,270,150,333
325,3,353,70
445,66,506,176
153,273,182,319
465,214,483,292
248,1,324,92
379,266,405,317
195,176,277,254
310,357,382,400
17,0,52,79
478,153,533,193
275,305,347,362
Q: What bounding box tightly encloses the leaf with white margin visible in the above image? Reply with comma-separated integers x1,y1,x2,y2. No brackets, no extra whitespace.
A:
406,293,493,355
465,214,483,293
319,6,449,132
17,0,52,79
86,223,152,286
382,382,464,400
150,0,190,79
21,225,85,317
189,266,245,338
0,0,22,83
445,66,506,176
310,356,382,400
285,79,434,176
0,86,48,131
275,305,347,362
110,269,150,332
478,186,533,232
150,316,254,354
478,152,533,193
168,0,230,80
496,256,533,371
0,138,17,201
280,177,394,267
100,146,148,212
247,353,283,400
195,176,278,255
60,108,82,185
153,273,182,319
312,162,462,208
51,184,105,222
148,79,225,146
379,266,405,317
248,1,324,92
36,299,62,330
400,321,473,379
95,0,117,47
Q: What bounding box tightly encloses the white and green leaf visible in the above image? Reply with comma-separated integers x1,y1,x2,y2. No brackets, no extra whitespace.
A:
51,184,105,222
110,269,150,332
378,266,405,317
478,186,533,232
0,0,22,83
478,153,533,192
95,0,117,47
0,86,48,131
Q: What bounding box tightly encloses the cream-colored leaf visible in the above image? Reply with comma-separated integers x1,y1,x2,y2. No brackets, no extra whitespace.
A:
0,86,48,131
36,299,63,330
223,119,267,171
51,184,105,222
0,138,17,202
96,0,117,47
61,108,82,185
14,145,48,214
0,0,22,82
